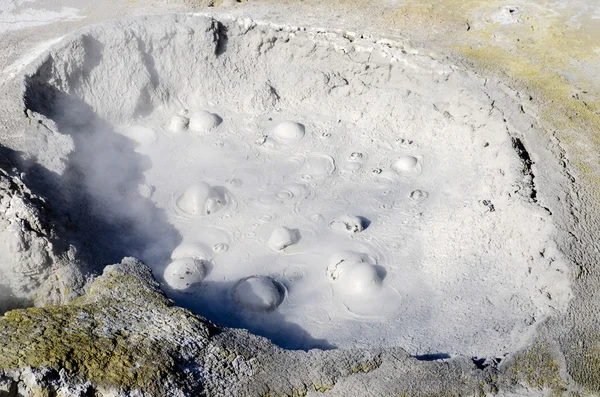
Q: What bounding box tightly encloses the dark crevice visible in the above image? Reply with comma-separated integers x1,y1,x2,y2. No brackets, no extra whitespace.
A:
414,353,452,361
214,21,228,57
511,137,538,203
472,356,504,370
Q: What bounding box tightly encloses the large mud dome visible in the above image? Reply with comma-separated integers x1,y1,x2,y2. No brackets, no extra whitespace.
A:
17,14,571,356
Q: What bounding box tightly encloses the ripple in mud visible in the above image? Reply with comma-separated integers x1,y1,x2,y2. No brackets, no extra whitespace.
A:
175,182,230,217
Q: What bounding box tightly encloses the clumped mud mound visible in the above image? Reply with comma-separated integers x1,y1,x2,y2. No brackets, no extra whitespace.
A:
3,14,571,361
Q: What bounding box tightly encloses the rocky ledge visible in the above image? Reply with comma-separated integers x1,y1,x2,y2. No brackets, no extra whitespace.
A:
0,256,576,396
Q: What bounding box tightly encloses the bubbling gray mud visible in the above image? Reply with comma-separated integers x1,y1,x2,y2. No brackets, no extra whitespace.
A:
16,14,571,356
